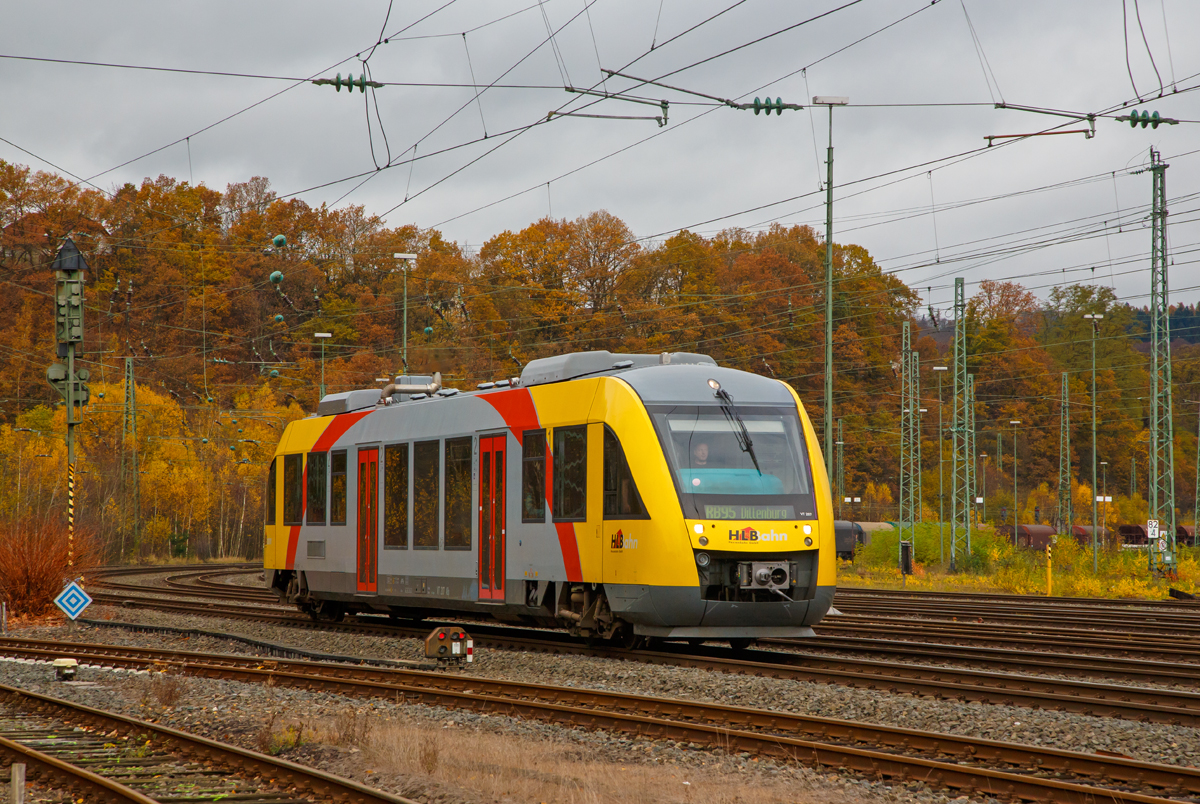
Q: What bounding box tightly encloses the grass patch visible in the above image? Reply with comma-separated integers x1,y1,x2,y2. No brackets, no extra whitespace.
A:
842,522,1200,599
306,713,867,804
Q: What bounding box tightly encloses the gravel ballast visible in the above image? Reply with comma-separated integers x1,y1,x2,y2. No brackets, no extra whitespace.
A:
0,633,964,804
35,603,1200,769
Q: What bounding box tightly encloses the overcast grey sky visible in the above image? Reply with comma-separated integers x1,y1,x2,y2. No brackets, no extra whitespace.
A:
4,0,1199,315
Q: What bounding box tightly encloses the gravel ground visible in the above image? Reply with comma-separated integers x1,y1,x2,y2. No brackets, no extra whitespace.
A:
39,605,1200,769
0,638,968,804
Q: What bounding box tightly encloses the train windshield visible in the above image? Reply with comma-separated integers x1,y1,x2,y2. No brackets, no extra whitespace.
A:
648,405,816,520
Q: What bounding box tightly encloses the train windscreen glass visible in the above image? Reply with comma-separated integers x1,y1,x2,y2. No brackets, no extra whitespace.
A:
649,405,815,520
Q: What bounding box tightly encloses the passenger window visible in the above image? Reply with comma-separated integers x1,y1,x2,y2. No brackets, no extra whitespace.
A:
604,427,648,518
306,452,327,525
413,440,441,548
444,437,473,549
384,443,409,548
552,425,587,521
283,453,303,525
330,450,347,525
522,430,546,522
265,458,277,525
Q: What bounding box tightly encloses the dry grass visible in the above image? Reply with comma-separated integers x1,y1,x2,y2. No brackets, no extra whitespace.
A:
846,522,1200,599
308,714,861,804
0,517,100,616
255,711,310,755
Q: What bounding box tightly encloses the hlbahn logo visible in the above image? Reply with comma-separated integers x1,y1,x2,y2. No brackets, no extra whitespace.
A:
610,529,638,550
729,527,788,542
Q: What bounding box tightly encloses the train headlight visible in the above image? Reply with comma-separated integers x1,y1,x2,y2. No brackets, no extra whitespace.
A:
699,536,709,546
696,552,711,568
804,537,813,547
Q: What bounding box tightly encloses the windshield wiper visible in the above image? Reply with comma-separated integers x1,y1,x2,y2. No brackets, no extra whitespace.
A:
709,379,761,475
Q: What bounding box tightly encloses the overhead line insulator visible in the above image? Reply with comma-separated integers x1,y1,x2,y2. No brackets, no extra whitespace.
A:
312,73,383,93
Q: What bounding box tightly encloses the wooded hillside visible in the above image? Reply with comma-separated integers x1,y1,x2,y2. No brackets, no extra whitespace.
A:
2,160,1197,559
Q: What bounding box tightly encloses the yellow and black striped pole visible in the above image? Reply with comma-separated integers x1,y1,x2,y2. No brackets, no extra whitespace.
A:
67,462,75,570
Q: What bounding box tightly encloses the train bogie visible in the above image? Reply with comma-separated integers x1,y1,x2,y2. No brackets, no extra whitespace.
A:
263,350,835,640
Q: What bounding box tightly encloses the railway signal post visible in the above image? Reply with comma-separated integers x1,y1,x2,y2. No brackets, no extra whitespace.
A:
48,239,89,575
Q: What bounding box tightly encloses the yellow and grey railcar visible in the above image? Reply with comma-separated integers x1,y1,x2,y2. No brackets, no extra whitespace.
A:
263,350,834,646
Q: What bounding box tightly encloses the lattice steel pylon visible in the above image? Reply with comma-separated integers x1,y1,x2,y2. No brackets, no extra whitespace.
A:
899,322,920,550
1146,147,1178,575
950,277,972,569
1057,372,1072,535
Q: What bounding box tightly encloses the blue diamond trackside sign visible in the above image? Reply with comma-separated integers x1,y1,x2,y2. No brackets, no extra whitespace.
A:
54,581,92,621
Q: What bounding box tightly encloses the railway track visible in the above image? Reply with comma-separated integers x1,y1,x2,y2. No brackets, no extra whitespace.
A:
0,638,1195,804
86,566,1200,716
0,681,417,804
66,593,1200,725
838,585,1200,612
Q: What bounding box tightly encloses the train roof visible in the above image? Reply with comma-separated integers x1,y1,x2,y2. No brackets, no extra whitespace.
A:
311,349,796,417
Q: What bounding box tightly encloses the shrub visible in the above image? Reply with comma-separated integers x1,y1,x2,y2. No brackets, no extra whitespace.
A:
0,517,100,616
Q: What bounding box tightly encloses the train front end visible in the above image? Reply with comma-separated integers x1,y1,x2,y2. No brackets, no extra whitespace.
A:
605,363,835,642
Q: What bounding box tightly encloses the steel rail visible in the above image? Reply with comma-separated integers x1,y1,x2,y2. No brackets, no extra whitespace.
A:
0,641,1193,804
76,596,1200,723
0,731,159,804
0,682,419,804
771,634,1200,684
837,585,1200,611
820,614,1200,657
831,601,1200,634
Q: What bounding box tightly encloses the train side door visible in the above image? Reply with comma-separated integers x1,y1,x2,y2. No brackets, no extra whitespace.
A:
478,435,506,601
356,447,378,593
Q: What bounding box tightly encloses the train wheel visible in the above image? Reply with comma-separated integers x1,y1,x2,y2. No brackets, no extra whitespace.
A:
618,627,642,650
728,638,755,651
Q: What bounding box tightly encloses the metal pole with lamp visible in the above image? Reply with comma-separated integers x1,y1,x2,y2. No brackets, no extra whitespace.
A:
314,332,331,399
1084,313,1103,571
394,253,418,373
932,365,948,563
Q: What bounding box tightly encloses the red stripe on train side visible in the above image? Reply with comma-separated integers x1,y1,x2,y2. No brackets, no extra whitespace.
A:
555,522,583,582
483,390,581,581
480,389,539,443
286,409,374,570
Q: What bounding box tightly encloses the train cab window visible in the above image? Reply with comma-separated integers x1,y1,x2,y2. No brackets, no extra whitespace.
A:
283,453,303,525
444,437,473,549
413,440,441,549
603,427,648,518
552,425,587,522
384,443,409,548
306,452,327,525
265,458,277,525
330,450,347,525
522,430,546,522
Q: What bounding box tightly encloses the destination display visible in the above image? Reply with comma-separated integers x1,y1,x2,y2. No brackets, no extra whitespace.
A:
704,504,796,520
